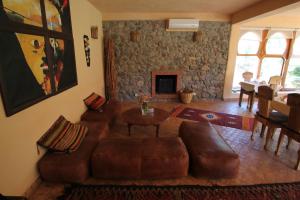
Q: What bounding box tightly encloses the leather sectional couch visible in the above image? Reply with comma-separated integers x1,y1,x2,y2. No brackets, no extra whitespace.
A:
38,100,121,183
179,121,240,179
38,102,240,183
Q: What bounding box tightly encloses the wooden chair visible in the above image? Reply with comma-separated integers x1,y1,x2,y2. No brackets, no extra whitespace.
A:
243,71,253,82
251,86,288,150
269,76,282,96
239,88,255,111
239,72,255,111
275,93,300,170
251,86,272,140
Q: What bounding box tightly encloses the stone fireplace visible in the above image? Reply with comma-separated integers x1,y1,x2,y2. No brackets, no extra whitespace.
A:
103,20,230,100
152,70,181,99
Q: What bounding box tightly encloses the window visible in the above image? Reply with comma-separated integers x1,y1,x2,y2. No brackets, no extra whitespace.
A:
260,58,284,82
238,32,260,54
232,29,299,92
232,56,259,91
285,37,300,88
266,33,287,55
232,32,260,92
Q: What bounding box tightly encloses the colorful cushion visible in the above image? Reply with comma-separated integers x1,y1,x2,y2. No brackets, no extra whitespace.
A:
37,116,88,153
84,93,106,111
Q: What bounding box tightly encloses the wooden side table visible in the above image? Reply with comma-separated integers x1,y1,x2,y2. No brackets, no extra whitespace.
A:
122,107,169,137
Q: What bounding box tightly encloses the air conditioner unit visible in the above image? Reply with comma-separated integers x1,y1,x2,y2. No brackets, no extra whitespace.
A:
166,19,199,31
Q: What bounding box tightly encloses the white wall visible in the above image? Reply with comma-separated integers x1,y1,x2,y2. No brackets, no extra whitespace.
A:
0,0,104,195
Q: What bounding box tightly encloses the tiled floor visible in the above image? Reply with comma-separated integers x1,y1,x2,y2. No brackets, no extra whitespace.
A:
30,100,300,200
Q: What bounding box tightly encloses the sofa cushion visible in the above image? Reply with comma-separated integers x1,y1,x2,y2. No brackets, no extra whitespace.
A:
141,137,189,179
37,116,88,153
84,92,106,111
38,121,108,183
91,138,143,179
91,137,189,179
179,121,240,179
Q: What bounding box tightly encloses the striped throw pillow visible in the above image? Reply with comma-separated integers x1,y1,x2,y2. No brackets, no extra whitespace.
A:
37,116,88,153
84,93,106,111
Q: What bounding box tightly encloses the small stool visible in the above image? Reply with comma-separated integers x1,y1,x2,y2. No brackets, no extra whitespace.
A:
239,88,255,111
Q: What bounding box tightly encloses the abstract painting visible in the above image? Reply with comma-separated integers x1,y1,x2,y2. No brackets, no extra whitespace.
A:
0,0,77,116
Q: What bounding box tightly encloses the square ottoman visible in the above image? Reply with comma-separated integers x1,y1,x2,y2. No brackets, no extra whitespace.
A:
91,137,189,179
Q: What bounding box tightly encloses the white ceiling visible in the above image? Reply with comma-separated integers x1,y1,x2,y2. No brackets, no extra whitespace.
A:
88,0,262,14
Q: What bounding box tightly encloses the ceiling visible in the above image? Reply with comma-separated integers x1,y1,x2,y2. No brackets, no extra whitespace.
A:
277,6,300,16
88,0,262,15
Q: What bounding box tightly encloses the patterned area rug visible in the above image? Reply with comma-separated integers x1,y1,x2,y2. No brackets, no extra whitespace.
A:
171,106,254,131
58,183,300,200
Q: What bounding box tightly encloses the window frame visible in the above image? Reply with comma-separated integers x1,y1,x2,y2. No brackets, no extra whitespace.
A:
236,30,294,88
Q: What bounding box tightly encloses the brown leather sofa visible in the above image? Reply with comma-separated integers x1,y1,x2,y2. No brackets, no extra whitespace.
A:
81,99,122,125
91,137,189,179
179,121,240,179
38,100,121,183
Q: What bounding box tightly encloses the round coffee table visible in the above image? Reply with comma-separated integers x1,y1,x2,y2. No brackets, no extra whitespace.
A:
122,107,170,137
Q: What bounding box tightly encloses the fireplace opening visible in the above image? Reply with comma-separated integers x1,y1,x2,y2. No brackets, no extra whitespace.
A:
155,75,177,94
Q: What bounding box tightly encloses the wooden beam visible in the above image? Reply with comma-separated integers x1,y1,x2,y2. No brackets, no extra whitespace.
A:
102,12,230,22
231,0,300,24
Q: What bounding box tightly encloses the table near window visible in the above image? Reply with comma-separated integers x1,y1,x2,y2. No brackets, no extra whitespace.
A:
271,96,290,115
239,81,300,114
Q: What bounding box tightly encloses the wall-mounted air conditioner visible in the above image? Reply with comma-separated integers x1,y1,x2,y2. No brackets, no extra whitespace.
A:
166,19,199,32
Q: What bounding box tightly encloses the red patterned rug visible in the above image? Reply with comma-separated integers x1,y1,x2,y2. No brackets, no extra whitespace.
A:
171,106,254,131
58,182,300,200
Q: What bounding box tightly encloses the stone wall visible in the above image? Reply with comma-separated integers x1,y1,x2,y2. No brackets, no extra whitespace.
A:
103,20,231,101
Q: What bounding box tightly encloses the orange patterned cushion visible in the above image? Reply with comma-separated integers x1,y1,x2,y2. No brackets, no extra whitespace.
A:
84,93,106,111
37,116,88,153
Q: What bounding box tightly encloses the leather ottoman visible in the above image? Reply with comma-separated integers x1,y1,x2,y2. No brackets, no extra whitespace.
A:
91,137,189,179
179,121,240,179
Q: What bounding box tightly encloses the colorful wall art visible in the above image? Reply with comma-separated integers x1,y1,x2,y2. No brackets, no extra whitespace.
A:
0,0,77,116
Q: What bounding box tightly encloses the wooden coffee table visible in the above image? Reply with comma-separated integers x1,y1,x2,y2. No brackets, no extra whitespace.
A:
122,107,170,137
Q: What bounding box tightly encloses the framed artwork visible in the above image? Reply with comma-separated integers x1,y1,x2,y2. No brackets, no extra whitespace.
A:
0,0,77,116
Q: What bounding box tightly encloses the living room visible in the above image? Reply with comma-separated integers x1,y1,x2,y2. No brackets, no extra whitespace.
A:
1,0,300,199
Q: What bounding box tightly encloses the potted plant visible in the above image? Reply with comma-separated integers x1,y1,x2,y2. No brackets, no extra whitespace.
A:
179,88,195,104
136,94,153,115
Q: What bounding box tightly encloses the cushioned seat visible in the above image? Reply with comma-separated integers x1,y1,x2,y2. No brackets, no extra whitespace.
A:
81,99,122,124
179,121,240,179
38,121,108,183
269,111,288,123
91,137,189,179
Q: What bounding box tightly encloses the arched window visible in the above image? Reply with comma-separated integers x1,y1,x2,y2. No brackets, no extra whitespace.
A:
266,32,287,55
292,36,300,55
238,32,260,54
232,29,299,93
258,32,287,82
286,36,300,88
259,58,284,82
232,31,260,92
